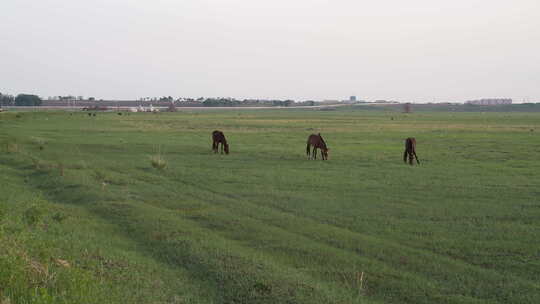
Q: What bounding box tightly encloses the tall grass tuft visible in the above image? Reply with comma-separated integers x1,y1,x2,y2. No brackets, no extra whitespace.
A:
150,146,167,170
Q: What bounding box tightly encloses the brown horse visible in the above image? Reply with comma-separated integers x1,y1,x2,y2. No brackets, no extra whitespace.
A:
403,137,419,165
212,130,229,154
306,133,329,160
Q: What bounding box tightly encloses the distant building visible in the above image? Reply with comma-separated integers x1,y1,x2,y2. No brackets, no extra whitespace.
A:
343,96,362,104
465,98,512,105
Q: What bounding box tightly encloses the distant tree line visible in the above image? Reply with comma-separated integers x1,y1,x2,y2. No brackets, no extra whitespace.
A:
201,98,295,107
202,98,242,107
139,96,175,102
0,93,42,106
134,96,299,107
0,93,15,106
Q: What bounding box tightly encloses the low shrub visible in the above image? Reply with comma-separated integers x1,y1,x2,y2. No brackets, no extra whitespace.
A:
150,155,167,170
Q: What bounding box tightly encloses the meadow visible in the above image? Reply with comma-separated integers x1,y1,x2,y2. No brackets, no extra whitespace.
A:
1,107,539,303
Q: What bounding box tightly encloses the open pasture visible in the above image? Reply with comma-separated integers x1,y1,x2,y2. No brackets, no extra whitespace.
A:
1,108,539,303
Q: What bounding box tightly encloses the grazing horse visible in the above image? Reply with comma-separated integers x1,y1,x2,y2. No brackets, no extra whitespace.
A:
212,130,229,154
306,133,329,160
403,137,420,165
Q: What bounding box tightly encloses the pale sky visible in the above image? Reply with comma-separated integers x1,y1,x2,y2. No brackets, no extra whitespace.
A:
1,0,539,102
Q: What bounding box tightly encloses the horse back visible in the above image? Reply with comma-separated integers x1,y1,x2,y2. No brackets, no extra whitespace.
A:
212,130,226,142
405,137,416,151
308,134,327,149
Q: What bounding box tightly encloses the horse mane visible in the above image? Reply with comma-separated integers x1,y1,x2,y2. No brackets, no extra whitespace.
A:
318,133,327,148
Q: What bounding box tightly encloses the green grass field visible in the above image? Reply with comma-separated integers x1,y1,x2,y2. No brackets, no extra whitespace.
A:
1,108,539,303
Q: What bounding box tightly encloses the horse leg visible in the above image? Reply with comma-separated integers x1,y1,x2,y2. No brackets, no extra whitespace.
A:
409,153,414,165
212,141,217,153
220,143,224,154
403,150,408,163
413,151,420,165
313,147,317,159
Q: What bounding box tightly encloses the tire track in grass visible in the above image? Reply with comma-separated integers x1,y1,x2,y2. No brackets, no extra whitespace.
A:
214,164,540,277
168,201,484,304
90,199,379,304
129,169,520,304
250,184,540,281
126,173,452,303
8,157,377,304
164,174,540,304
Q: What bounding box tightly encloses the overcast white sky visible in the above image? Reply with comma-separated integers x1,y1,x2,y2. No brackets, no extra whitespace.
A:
1,0,539,102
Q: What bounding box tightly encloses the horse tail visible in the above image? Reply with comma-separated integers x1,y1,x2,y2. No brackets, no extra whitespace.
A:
412,138,419,164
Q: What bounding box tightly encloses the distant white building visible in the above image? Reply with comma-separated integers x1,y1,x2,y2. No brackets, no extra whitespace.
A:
465,98,512,105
